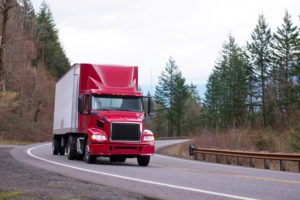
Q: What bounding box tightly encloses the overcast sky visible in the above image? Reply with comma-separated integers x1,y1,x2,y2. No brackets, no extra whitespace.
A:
32,0,300,94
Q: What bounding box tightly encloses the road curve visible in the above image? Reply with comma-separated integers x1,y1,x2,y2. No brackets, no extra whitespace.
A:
10,140,300,200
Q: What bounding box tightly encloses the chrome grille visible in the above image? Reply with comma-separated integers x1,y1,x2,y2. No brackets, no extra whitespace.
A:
111,123,141,141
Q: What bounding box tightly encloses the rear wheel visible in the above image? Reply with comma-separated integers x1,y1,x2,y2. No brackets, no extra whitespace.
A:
84,140,96,164
59,144,65,156
59,136,65,155
76,153,84,160
137,156,150,166
67,136,76,160
52,137,59,155
59,147,65,155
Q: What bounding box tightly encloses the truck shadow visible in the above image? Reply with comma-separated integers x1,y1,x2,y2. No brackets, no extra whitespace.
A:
95,158,138,167
71,157,147,167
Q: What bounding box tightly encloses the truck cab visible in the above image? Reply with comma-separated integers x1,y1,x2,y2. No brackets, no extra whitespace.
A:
52,64,155,166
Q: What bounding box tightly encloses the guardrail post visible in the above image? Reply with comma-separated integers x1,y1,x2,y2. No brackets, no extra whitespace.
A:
280,160,285,171
226,156,230,164
264,159,269,169
250,158,255,168
299,161,300,173
189,145,195,156
237,157,240,166
194,152,198,160
216,155,219,163
202,153,206,161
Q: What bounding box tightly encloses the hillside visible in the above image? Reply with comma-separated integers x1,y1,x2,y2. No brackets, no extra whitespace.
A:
0,0,69,142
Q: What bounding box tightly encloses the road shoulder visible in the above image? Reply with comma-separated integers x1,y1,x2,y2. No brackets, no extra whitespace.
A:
0,146,157,200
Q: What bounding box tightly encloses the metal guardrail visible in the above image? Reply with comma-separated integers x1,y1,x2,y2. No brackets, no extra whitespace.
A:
156,136,188,140
189,145,300,172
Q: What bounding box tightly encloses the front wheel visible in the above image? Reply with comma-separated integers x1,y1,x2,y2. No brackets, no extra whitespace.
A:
84,140,96,164
137,156,150,166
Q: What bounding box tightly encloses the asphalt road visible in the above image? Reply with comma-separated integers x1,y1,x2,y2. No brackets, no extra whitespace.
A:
10,140,300,200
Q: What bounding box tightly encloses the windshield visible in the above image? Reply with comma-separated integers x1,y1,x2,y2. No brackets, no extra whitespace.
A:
92,95,143,112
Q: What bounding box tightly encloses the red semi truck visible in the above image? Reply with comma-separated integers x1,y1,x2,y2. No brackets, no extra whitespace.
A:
52,63,155,166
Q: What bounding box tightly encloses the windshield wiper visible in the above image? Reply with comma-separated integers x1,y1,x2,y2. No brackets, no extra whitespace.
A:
119,109,136,112
98,108,111,111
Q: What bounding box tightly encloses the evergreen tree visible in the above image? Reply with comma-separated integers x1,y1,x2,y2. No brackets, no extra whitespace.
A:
204,35,250,129
187,83,201,103
204,70,222,129
272,11,300,113
247,15,272,127
154,57,191,136
36,1,70,78
155,57,180,136
185,83,202,134
172,74,189,136
20,0,35,32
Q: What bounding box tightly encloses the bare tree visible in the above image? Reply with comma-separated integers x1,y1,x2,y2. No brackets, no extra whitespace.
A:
0,0,18,91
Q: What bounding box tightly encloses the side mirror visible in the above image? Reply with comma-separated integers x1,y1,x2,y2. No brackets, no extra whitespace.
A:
147,97,153,115
78,95,84,114
143,96,154,117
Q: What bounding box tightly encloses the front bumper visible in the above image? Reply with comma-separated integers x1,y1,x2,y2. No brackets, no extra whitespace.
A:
89,142,155,156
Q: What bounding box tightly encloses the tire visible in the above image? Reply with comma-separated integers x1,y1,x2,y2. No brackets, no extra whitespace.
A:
137,156,150,166
67,136,76,160
59,146,65,155
52,137,59,155
84,140,96,164
76,153,84,160
59,136,65,155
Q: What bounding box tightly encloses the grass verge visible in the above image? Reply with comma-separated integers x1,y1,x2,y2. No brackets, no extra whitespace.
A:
0,189,22,200
0,140,32,145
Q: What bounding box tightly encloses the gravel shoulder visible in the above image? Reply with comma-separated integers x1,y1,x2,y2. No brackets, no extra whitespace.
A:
0,147,157,200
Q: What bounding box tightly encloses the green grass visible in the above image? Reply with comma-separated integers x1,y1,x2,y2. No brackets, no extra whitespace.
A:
0,191,22,200
0,140,32,145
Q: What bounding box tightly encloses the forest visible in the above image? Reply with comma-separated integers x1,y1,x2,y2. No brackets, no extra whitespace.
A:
151,11,300,152
0,0,300,153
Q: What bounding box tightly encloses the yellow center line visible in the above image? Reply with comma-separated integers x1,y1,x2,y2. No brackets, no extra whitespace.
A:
152,164,300,185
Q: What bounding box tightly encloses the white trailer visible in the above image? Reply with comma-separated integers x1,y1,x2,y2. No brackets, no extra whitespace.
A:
53,64,80,135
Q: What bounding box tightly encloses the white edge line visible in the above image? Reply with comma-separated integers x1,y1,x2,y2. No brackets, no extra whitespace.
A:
27,143,258,200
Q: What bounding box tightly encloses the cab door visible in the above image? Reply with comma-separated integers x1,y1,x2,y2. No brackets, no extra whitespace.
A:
79,94,91,133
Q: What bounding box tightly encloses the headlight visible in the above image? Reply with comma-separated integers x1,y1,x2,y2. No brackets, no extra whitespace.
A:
91,134,107,141
144,135,154,141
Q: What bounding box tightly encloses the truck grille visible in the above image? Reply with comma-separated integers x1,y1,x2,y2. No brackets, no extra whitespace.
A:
111,123,141,141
